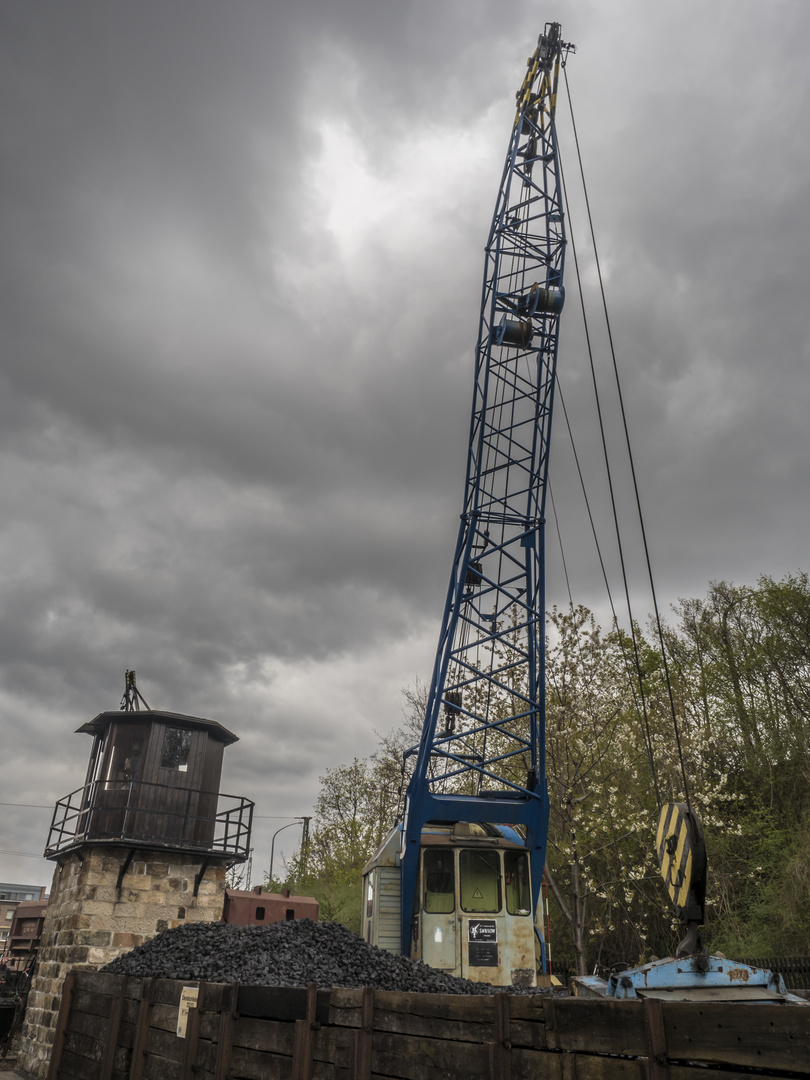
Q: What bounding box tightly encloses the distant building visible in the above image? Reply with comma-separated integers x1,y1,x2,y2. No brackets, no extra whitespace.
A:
223,886,319,926
0,884,47,957
5,900,48,969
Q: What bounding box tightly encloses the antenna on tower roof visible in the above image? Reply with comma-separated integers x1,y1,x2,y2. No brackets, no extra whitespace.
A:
120,669,151,712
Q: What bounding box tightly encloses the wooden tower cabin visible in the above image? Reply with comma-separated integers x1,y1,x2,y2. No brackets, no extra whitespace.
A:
19,673,254,1078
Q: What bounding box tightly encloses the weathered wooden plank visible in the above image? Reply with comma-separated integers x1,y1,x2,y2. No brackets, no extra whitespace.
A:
231,1015,295,1055
141,978,226,1011
663,1000,810,1071
52,1064,86,1080
508,1017,547,1050
99,977,127,1080
543,999,647,1055
199,1012,221,1040
329,987,495,1026
193,1036,217,1075
238,984,329,1023
70,989,117,1022
58,1047,103,1080
515,1048,756,1080
110,1042,133,1080
229,1044,297,1080
63,1028,104,1064
116,1019,136,1052
510,1050,636,1080
508,995,550,1022
142,1025,185,1065
340,1007,493,1045
142,1052,182,1080
150,980,192,1008
330,1026,354,1073
65,1011,111,1041
671,1067,788,1080
199,981,228,1013
73,972,142,1000
311,1059,339,1080
121,996,141,1028
144,1002,180,1034
312,1025,340,1066
367,1030,485,1080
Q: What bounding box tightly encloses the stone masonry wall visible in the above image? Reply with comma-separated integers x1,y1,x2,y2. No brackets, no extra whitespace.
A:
19,847,227,1078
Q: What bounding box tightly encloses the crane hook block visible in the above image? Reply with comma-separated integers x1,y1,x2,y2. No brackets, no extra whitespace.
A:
494,317,534,348
656,802,707,925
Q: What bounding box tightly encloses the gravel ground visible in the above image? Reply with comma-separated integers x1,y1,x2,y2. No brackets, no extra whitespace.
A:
102,919,549,995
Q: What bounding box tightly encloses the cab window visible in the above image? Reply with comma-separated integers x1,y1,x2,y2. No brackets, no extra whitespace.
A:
423,849,455,913
459,849,501,913
504,851,531,915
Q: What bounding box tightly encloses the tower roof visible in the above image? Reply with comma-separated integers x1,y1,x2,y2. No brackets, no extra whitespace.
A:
75,709,239,745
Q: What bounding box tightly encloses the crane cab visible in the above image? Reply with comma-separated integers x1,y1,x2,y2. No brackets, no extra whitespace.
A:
361,822,543,988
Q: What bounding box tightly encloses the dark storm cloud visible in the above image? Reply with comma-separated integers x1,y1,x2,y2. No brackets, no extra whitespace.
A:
1,0,809,883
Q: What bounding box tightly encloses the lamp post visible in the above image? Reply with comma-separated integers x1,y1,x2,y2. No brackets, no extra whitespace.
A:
268,819,305,887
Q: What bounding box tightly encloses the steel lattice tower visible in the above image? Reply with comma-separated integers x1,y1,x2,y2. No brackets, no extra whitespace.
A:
400,23,573,954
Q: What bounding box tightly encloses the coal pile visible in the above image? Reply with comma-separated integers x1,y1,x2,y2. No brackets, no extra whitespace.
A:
102,919,537,995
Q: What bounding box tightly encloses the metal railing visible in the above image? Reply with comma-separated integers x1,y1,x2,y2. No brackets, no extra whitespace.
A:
45,780,253,861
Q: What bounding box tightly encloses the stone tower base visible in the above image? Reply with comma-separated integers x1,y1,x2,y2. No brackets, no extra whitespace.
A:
19,847,227,1078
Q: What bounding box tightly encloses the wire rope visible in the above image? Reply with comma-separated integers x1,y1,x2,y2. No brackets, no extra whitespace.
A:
562,66,692,811
556,143,661,807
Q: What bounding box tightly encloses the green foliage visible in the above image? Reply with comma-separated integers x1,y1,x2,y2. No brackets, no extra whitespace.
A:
290,573,810,964
283,746,407,931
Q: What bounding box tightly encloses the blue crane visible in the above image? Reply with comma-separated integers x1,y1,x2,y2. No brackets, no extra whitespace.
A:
398,23,574,964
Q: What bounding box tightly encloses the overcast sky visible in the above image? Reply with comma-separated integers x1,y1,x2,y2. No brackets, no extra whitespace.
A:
2,0,809,893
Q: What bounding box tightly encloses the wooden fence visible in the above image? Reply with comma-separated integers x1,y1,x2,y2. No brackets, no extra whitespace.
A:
740,956,810,991
47,969,810,1080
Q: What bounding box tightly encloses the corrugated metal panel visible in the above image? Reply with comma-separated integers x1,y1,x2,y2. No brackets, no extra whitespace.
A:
376,867,401,954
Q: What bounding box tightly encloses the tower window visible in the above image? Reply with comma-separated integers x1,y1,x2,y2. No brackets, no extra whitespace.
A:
161,728,192,772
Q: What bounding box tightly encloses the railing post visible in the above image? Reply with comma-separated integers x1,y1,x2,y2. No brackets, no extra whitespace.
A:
122,781,134,839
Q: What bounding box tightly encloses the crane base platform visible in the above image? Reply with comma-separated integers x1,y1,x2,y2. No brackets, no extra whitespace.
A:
573,953,809,1004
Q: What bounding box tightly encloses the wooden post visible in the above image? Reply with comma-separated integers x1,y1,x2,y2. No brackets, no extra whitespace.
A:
643,997,670,1080
46,971,76,1080
179,979,205,1080
128,978,155,1080
352,987,373,1080
542,995,559,1051
292,981,319,1080
489,993,511,1080
99,975,127,1080
214,982,237,1080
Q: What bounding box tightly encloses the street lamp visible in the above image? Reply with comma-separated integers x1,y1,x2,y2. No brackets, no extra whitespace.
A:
268,819,306,886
